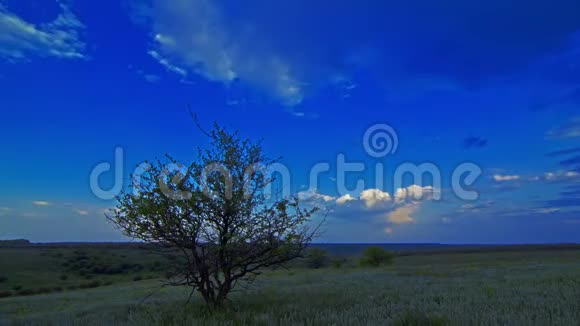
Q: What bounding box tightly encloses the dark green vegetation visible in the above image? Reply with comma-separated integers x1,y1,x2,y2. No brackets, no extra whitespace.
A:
1,244,580,325
0,244,172,298
359,246,395,267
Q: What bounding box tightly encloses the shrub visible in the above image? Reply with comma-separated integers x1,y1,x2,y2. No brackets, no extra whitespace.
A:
59,274,69,281
331,258,346,269
0,291,13,298
133,275,143,282
305,248,329,269
17,289,39,296
0,276,7,283
79,281,101,289
359,247,394,267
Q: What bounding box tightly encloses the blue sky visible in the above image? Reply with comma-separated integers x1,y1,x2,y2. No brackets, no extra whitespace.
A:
1,0,579,243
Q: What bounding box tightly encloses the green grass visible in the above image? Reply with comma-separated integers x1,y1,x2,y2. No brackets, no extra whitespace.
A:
1,245,580,325
0,245,170,297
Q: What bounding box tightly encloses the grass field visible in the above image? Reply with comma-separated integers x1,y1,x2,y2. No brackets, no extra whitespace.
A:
1,244,579,325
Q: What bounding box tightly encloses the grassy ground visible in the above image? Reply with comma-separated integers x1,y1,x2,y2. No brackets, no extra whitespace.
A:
1,246,580,325
0,244,170,297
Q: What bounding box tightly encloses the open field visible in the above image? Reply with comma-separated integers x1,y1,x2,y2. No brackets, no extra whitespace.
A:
1,244,580,325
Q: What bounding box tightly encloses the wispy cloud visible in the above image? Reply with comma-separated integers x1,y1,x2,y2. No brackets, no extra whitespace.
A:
463,137,488,149
546,147,580,157
0,3,86,61
546,117,580,139
493,174,521,182
139,0,303,106
32,201,51,207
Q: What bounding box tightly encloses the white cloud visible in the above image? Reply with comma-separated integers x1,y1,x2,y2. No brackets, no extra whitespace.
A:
359,189,391,208
493,174,521,182
533,208,560,214
141,0,303,105
394,185,437,201
386,204,418,225
76,209,89,216
32,201,51,207
542,170,580,182
336,194,356,205
297,190,335,203
148,50,187,77
0,3,85,61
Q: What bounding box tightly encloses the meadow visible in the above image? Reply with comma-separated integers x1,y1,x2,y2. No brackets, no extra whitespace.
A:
0,243,579,325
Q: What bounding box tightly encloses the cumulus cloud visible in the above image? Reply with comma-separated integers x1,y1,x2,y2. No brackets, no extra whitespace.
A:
386,204,418,225
336,194,356,205
0,3,85,61
359,189,391,208
394,185,437,201
140,0,304,106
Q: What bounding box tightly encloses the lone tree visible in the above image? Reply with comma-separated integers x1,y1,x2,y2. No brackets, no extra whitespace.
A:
108,123,319,307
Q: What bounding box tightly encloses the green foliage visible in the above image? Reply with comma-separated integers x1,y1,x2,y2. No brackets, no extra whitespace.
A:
359,247,394,267
0,276,7,283
305,248,329,269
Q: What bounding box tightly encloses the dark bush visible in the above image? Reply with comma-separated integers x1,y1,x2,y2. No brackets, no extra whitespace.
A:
79,281,101,289
17,289,39,296
59,274,69,281
0,276,7,283
37,287,52,294
12,285,22,291
0,291,13,298
331,258,346,269
359,247,394,267
305,248,329,269
133,275,143,282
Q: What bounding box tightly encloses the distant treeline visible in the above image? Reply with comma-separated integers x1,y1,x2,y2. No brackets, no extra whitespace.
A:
0,239,31,247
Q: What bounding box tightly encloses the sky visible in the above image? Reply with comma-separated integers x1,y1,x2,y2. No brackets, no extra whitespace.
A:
0,0,579,243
